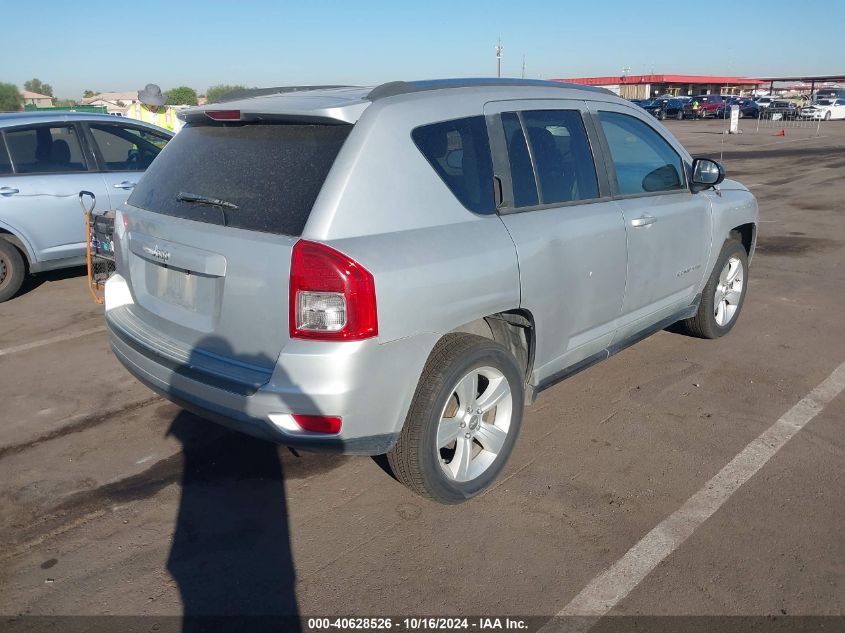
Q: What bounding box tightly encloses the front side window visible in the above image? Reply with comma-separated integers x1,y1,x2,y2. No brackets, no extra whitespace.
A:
5,125,87,174
411,116,494,214
90,124,170,171
598,111,686,196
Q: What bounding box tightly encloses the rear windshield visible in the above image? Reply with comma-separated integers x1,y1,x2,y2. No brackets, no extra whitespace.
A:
129,122,351,236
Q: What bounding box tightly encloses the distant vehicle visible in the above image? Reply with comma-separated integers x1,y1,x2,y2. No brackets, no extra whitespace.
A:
636,100,667,119
653,98,687,120
755,96,778,109
716,98,760,119
684,95,726,119
814,88,845,100
763,101,800,120
800,98,845,120
0,112,172,302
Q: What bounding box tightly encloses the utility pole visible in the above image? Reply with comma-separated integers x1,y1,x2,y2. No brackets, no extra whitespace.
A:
495,38,503,78
521,54,526,79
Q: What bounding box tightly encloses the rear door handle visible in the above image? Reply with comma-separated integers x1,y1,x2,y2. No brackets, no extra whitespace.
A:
114,181,136,190
630,214,657,228
0,187,20,196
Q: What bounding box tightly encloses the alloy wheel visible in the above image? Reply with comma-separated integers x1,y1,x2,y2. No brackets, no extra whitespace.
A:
436,366,513,482
714,256,744,327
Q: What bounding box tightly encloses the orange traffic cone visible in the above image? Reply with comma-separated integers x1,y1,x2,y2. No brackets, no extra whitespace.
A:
775,129,785,136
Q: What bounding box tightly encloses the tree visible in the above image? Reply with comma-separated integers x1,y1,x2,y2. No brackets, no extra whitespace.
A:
83,90,97,98
0,83,23,112
24,78,53,96
165,86,198,106
206,84,246,103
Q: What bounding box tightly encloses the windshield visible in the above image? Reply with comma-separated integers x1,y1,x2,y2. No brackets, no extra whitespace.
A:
815,99,833,106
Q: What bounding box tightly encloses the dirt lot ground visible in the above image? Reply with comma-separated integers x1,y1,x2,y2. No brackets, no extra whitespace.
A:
1,117,843,632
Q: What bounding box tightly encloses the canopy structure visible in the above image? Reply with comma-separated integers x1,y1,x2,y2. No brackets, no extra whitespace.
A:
752,74,845,96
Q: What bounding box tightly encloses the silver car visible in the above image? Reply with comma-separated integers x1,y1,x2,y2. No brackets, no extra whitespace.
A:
0,112,172,301
104,80,757,503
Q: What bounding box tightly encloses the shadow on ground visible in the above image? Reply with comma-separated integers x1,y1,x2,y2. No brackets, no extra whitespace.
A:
167,411,303,631
18,266,87,297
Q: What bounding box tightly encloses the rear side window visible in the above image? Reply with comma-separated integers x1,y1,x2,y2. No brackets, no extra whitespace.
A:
5,125,87,174
129,123,351,236
0,137,11,175
412,116,494,214
598,111,686,196
521,110,599,204
501,112,539,207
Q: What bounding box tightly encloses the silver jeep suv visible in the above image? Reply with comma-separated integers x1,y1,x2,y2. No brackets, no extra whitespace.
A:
105,79,757,504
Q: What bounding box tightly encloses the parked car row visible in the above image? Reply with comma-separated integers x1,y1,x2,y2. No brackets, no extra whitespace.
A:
631,93,845,122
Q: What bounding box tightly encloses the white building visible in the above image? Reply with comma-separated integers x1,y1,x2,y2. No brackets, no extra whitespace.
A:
80,91,140,114
20,90,53,108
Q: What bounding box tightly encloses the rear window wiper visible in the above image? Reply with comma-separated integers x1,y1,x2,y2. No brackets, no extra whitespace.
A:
176,191,238,226
176,191,239,210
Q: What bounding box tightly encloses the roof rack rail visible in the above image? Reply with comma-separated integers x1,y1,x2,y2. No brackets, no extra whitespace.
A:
366,78,615,100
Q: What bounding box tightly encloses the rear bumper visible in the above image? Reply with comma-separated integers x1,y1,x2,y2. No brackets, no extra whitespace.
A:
105,277,436,454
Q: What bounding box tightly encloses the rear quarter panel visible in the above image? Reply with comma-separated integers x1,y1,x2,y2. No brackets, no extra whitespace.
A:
304,94,522,346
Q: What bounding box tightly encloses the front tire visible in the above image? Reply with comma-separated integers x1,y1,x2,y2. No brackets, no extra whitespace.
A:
0,239,25,303
387,334,524,504
676,239,748,339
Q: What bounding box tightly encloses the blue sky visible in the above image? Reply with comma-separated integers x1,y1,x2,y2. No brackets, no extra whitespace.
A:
4,0,842,98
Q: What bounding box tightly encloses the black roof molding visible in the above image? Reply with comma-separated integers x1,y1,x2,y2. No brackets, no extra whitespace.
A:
367,78,616,100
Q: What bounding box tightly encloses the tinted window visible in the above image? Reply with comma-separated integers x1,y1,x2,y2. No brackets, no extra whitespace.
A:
5,125,87,174
412,116,494,214
521,110,599,204
501,112,539,207
129,123,350,236
0,137,11,175
90,124,170,171
598,111,686,195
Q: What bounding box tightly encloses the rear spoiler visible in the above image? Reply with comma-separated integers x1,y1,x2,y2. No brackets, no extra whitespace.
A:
178,109,354,125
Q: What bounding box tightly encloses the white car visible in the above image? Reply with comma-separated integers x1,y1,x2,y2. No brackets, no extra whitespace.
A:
755,96,776,108
800,99,845,120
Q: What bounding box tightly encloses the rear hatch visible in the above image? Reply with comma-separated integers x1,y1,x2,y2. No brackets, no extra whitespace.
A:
112,118,352,392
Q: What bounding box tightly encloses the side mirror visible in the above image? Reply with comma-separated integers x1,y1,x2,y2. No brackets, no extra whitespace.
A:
690,158,725,192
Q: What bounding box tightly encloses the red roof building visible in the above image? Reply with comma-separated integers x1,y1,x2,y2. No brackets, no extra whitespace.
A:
550,74,765,99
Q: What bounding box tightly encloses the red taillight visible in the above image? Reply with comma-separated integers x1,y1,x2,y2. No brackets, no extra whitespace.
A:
205,110,241,121
289,240,377,341
291,414,342,434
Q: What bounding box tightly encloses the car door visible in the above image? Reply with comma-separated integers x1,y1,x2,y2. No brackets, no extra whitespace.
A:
84,121,172,208
0,122,111,264
484,100,628,385
834,99,845,120
588,103,712,343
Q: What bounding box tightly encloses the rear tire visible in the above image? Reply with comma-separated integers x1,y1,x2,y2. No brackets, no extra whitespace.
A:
387,334,524,504
676,239,748,339
676,110,684,120
0,239,25,303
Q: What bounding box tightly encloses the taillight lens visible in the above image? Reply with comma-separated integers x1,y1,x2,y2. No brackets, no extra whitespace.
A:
289,240,378,341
